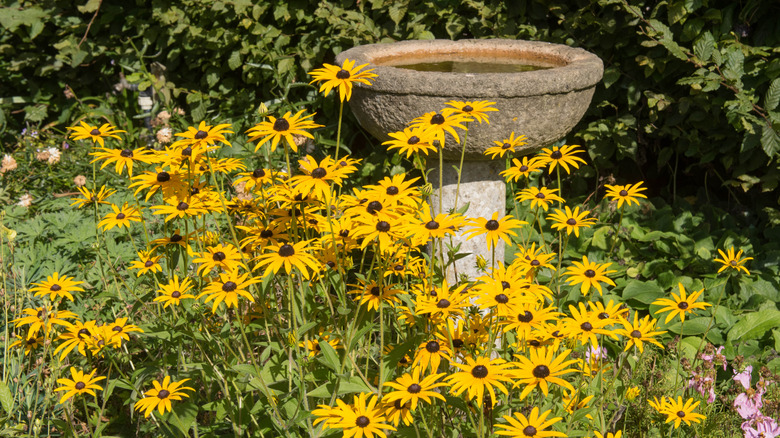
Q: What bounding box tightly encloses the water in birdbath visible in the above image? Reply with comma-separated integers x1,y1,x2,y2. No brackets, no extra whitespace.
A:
394,60,551,73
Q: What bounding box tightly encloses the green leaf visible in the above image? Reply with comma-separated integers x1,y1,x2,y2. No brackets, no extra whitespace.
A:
764,78,780,111
316,339,340,372
0,6,47,32
388,4,406,25
308,376,373,398
77,0,101,13
667,317,711,335
0,380,13,414
760,124,780,158
621,280,664,304
693,32,715,62
169,402,198,436
727,309,780,342
228,50,242,70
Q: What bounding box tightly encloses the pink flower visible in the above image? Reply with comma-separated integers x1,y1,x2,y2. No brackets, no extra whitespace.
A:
734,365,753,390
743,415,780,438
734,392,763,420
701,345,727,370
688,373,716,403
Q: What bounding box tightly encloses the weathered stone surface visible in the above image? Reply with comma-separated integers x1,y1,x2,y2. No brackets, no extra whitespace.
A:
337,39,603,160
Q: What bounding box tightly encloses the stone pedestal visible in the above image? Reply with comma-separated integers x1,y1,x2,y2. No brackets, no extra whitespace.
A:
428,159,506,283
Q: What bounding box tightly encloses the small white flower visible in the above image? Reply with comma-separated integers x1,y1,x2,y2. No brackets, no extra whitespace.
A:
17,194,33,208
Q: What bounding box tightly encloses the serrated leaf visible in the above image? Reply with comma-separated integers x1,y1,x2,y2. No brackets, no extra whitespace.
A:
693,32,715,62
727,309,780,342
0,380,13,414
388,4,406,25
228,50,242,70
765,78,780,111
760,124,780,158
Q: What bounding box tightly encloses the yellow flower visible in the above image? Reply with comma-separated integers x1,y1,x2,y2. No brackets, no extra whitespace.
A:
514,346,577,399
495,406,566,437
535,144,587,174
98,203,142,231
484,132,528,159
446,356,515,407
67,121,125,147
713,246,753,275
54,367,105,403
501,156,545,182
625,386,640,401
547,206,597,237
464,212,527,250
308,59,378,102
29,272,84,302
172,121,233,148
333,392,396,438
662,396,706,429
564,256,616,296
383,367,447,411
516,186,564,211
604,181,647,208
383,127,437,158
652,283,711,324
246,110,323,153
616,313,666,353
70,185,116,209
155,275,196,308
197,271,260,312
134,376,194,417
409,109,471,147
445,100,498,124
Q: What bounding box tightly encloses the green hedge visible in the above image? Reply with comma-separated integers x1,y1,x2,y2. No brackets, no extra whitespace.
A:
1,0,779,206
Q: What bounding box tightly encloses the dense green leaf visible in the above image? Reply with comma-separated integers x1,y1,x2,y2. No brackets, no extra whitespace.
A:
727,309,780,342
0,381,12,415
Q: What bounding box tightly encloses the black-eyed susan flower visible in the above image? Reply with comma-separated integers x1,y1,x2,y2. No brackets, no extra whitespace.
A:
105,317,143,346
464,212,526,250
501,156,545,182
587,300,629,327
12,306,76,339
404,210,463,242
383,367,447,411
351,280,403,312
54,367,105,404
290,155,348,200
90,146,154,177
134,376,194,418
366,173,421,209
652,283,711,324
445,100,498,124
535,144,587,174
192,243,246,276
380,399,413,427
129,167,187,201
495,406,566,437
151,229,197,253
514,243,557,278
410,109,471,147
413,339,452,372
604,181,647,208
246,110,323,153
471,279,525,318
502,303,561,341
98,203,142,231
447,356,515,407
155,275,196,308
8,334,43,356
547,206,597,237
300,335,342,358
253,240,321,280
383,127,437,158
593,431,623,438
67,121,125,147
564,256,616,296
128,250,163,276
334,392,396,438
562,302,615,349
415,280,470,320
70,185,116,209
484,132,528,159
714,246,753,275
616,313,666,353
29,272,84,302
312,402,348,431
662,396,706,429
197,271,260,312
563,390,594,418
353,216,404,251
514,346,577,400
150,197,208,222
516,186,564,211
233,167,279,192
308,59,378,102
172,121,233,148
54,320,98,360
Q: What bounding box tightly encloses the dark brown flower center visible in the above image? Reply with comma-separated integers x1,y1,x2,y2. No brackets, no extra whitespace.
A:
519,165,529,172
279,244,295,257
212,251,226,262
630,330,642,338
116,213,126,220
252,168,265,178
678,301,689,310
144,260,154,267
75,382,86,390
171,290,181,298
452,339,464,349
386,186,399,195
425,340,440,353
730,260,737,266
529,339,541,347
535,192,545,199
273,118,290,132
376,221,391,232
518,311,533,323
181,146,192,156
677,411,686,418
584,269,596,278
177,202,189,211
120,149,133,158
471,365,488,378
367,200,383,214
501,142,512,150
462,105,473,112
50,284,62,292
194,130,208,139
495,293,509,304
260,230,273,238
550,150,563,159
157,171,170,182
222,281,237,292
581,322,593,331
523,425,538,436
355,415,370,428
77,328,91,338
501,281,511,289
566,218,577,225
408,383,422,394
430,114,445,125
598,312,609,319
425,221,440,230
311,167,327,179
619,190,628,197
90,129,101,136
157,389,170,399
532,364,550,378
485,220,500,231
436,299,451,309
370,286,380,296
170,234,182,242
336,69,351,79
531,260,540,266
407,135,420,145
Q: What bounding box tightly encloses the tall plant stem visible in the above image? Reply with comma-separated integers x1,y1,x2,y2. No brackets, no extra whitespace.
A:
334,101,344,161
453,123,470,211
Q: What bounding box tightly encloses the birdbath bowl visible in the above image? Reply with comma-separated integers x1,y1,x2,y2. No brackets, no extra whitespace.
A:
336,39,603,280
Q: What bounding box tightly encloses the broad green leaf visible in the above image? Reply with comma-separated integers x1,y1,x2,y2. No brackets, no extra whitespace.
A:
0,380,12,414
169,402,198,436
316,338,340,372
0,6,47,31
228,50,242,70
667,317,711,335
765,78,780,111
693,31,715,62
760,124,780,158
622,279,664,304
308,376,373,398
727,309,780,342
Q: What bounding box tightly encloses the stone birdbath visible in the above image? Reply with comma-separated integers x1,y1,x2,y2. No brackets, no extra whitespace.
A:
336,39,603,280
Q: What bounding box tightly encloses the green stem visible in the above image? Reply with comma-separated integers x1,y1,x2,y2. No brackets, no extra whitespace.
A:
334,100,344,161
